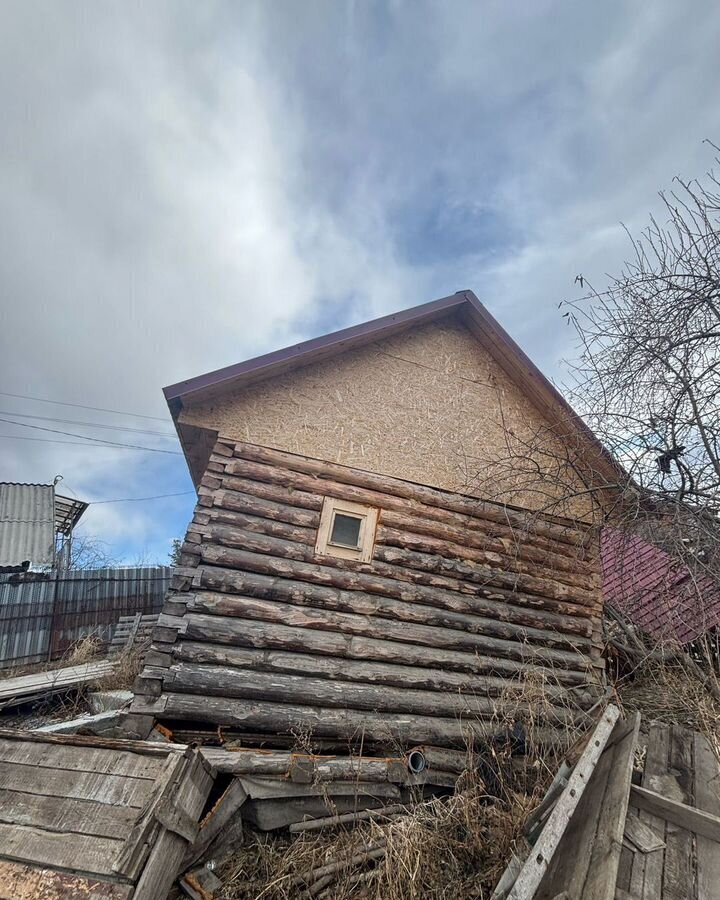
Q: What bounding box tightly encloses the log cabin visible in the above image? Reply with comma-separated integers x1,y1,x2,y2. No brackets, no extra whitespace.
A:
131,291,623,749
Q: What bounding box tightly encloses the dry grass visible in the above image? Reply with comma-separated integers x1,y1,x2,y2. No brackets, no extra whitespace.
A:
615,654,720,752
95,643,146,692
216,676,587,900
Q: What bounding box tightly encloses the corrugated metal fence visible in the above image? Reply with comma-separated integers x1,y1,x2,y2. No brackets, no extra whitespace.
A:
0,567,171,669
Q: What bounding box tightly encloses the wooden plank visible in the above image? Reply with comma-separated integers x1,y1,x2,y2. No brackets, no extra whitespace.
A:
0,760,151,807
662,725,695,900
694,732,720,900
0,661,115,709
0,738,166,779
624,813,666,853
0,822,125,877
0,728,186,756
0,787,138,839
580,714,641,899
535,727,616,898
133,752,215,900
0,859,132,900
630,787,720,843
615,845,633,893
112,750,191,881
500,705,620,900
184,777,247,868
635,723,669,900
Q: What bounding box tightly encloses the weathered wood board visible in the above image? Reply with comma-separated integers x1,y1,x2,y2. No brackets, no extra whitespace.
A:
0,660,115,710
608,722,720,900
0,729,214,900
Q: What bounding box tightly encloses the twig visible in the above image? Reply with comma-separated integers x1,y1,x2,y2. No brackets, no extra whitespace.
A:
289,803,408,833
304,847,387,895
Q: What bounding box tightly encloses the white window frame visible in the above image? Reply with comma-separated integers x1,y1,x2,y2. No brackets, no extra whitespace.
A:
315,497,378,562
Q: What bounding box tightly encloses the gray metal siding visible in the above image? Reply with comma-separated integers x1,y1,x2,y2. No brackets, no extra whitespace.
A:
0,484,55,567
0,566,171,669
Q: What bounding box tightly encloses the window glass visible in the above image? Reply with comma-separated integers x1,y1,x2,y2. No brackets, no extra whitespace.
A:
329,512,363,548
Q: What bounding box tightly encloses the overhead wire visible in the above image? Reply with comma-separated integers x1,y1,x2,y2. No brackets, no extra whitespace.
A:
0,409,175,438
90,491,195,504
0,416,182,455
0,390,169,422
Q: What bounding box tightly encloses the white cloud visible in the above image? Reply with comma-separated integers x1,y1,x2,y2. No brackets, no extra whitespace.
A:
1,0,719,557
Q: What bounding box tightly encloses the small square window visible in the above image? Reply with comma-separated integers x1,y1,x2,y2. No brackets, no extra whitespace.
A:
329,512,363,549
315,498,378,562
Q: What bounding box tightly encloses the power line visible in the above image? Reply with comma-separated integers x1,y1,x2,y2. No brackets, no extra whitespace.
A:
0,390,169,422
0,435,165,450
0,417,182,455
90,491,195,504
0,409,176,438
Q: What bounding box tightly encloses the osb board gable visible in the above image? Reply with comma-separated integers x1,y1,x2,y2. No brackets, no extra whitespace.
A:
179,315,597,518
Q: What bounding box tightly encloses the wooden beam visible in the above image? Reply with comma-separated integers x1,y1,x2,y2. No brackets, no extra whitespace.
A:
630,785,720,843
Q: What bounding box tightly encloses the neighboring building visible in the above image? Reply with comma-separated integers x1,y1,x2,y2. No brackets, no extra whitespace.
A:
0,482,87,573
602,527,720,646
131,291,616,748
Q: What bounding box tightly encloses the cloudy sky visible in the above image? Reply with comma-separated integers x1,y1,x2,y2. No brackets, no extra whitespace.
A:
1,1,719,564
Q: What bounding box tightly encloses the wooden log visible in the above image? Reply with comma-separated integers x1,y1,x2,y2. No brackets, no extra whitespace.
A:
194,547,592,650
198,515,599,612
215,471,578,570
156,661,582,723
209,488,321,526
199,540,598,626
186,591,594,671
174,613,591,686
229,442,594,547
132,692,566,748
197,554,594,642
200,747,405,781
210,478,592,581
377,523,597,590
211,489,599,612
373,543,599,607
378,506,594,577
412,745,473,775
173,641,597,706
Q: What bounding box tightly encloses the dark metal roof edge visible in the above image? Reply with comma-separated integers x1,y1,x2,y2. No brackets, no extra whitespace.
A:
163,291,468,404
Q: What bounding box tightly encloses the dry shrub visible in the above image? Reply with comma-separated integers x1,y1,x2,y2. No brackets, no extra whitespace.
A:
217,675,588,900
95,643,146,692
62,633,104,667
616,654,720,744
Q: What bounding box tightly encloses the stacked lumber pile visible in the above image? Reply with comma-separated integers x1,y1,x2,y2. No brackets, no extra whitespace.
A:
0,659,115,710
131,439,605,748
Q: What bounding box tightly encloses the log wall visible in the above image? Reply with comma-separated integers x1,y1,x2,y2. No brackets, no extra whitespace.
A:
131,440,605,749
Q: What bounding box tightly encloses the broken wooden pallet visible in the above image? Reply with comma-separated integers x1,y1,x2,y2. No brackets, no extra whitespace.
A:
0,659,115,710
110,614,159,657
0,728,215,900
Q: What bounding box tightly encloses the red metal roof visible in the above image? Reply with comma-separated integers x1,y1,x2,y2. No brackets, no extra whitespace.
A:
601,527,720,644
